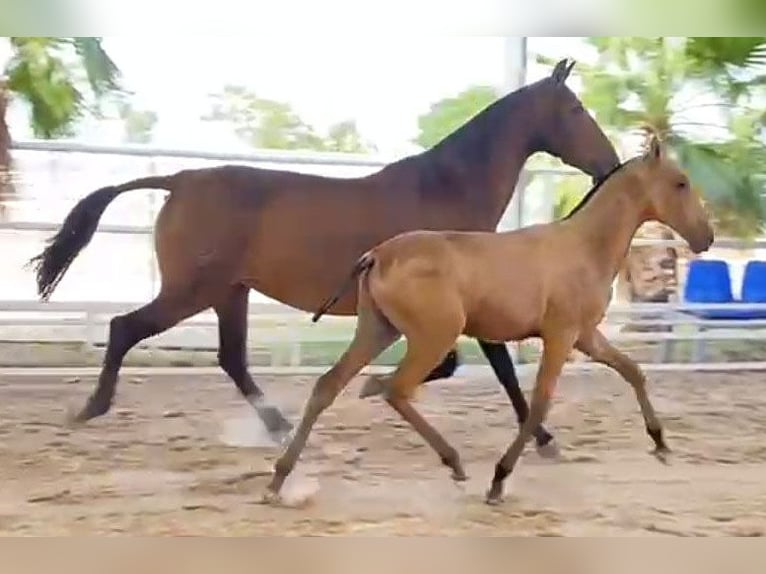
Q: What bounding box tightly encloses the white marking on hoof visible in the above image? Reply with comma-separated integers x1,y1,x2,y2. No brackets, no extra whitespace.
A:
260,489,283,506
265,471,320,509
219,405,288,449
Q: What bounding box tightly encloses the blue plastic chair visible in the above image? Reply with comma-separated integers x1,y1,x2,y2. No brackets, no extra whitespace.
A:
674,259,766,362
742,260,766,303
740,260,766,318
683,259,766,320
684,259,733,303
682,259,738,319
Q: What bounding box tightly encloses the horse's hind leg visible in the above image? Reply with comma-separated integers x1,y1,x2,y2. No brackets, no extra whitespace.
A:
478,341,558,457
267,286,399,498
70,289,209,424
214,284,293,442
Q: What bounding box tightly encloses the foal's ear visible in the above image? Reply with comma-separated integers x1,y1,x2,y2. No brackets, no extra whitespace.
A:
644,134,663,163
551,58,576,84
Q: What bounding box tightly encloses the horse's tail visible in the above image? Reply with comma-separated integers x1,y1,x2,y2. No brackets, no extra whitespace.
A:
27,175,178,301
311,253,375,323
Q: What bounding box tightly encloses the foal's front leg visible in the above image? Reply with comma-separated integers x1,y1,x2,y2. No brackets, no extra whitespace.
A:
486,330,577,505
576,329,669,462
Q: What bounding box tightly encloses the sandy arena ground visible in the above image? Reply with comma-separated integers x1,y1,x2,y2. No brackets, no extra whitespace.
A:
0,369,765,536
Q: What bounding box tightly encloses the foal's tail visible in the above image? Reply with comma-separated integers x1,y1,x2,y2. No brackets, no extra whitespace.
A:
27,175,178,301
311,253,375,323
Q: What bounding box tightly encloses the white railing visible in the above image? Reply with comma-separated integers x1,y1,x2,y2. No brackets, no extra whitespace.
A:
2,139,766,373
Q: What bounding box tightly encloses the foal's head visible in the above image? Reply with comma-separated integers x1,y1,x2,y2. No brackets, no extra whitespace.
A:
534,59,620,183
631,136,715,254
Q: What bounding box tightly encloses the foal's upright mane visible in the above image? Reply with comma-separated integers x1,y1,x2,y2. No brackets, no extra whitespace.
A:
561,159,628,220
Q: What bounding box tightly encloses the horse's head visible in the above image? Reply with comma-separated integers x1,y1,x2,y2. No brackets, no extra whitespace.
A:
629,135,714,254
535,59,620,183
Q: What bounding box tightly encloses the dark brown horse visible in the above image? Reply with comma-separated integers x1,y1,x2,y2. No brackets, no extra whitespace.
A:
28,59,619,449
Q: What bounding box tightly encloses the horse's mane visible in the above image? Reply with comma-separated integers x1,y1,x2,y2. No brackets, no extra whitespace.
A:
398,78,551,187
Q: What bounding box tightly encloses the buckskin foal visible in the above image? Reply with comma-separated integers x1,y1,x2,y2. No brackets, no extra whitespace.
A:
266,135,713,504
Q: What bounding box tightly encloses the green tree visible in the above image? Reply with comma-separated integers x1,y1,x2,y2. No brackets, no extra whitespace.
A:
118,102,158,144
0,37,122,214
413,85,499,149
204,85,375,153
685,37,766,83
552,174,589,220
323,119,377,153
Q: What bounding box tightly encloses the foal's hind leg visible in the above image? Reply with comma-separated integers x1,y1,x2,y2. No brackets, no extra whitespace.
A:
365,294,468,481
266,293,399,499
576,329,669,463
478,341,558,457
214,284,293,443
70,289,208,424
377,331,468,482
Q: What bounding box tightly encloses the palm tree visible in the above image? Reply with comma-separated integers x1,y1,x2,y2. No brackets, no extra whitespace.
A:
0,37,122,216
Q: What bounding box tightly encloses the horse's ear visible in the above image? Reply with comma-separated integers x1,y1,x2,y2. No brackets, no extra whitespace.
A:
551,58,575,84
644,133,663,163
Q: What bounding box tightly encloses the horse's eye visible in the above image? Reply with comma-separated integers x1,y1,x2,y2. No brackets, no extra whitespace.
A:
676,180,687,190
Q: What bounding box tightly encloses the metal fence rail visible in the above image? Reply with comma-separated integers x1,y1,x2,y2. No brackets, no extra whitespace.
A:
2,139,766,373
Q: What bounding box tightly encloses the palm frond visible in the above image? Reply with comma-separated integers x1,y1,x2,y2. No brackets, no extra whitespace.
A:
69,37,122,97
686,37,766,72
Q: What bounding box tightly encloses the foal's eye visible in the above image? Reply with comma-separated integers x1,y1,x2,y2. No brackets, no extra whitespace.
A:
676,180,687,190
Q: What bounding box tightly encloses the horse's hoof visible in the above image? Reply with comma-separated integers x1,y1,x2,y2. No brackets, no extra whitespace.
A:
260,489,283,506
485,490,504,506
65,403,106,428
536,439,562,461
254,403,293,437
451,468,468,482
652,447,671,465
268,426,294,448
64,408,85,428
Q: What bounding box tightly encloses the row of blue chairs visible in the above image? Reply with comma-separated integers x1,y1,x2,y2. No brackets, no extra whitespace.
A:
683,259,766,320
